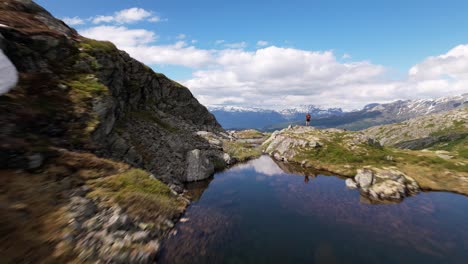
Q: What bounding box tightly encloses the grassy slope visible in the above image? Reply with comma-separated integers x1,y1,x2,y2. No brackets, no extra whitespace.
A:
266,128,468,195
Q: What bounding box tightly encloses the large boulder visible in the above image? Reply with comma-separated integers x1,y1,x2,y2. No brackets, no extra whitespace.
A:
348,167,420,201
184,149,215,182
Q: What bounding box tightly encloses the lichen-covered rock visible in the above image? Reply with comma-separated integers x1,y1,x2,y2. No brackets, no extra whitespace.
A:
352,167,420,201
185,149,215,182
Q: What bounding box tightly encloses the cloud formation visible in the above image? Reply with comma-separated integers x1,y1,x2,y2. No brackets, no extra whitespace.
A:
80,26,157,46
65,7,162,25
62,16,84,25
75,16,468,110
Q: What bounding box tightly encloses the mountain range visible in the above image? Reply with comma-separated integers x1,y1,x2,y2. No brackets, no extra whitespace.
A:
209,94,468,130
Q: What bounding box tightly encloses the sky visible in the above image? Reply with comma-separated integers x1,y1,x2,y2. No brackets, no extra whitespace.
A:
36,0,468,110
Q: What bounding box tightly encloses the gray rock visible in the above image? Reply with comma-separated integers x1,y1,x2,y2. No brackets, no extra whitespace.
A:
355,169,374,189
27,153,44,169
184,149,214,182
132,231,150,243
69,196,96,219
223,153,235,165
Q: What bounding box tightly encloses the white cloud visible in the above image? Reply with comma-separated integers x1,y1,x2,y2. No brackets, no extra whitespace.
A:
80,26,157,47
257,40,269,47
79,26,215,68
342,53,351,59
215,40,225,45
62,16,85,25
124,41,216,68
92,15,114,24
114,7,152,23
148,16,162,22
183,45,468,109
409,44,468,80
77,24,468,110
91,7,162,24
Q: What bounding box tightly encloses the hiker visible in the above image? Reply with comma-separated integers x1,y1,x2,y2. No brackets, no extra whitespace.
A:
305,113,311,126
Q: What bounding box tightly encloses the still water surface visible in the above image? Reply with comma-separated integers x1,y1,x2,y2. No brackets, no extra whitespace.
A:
159,156,468,264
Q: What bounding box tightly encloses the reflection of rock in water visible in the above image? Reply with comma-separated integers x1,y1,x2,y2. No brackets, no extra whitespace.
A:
158,205,239,263
184,178,213,201
273,159,335,177
271,176,457,257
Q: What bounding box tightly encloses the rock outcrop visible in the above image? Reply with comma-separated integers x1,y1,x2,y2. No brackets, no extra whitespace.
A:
346,167,420,201
0,0,226,185
263,126,379,166
363,107,467,149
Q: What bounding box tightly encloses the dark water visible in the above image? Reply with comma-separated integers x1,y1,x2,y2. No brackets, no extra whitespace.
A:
159,156,468,264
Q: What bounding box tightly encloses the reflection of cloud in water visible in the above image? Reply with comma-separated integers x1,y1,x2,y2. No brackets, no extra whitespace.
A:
231,156,284,176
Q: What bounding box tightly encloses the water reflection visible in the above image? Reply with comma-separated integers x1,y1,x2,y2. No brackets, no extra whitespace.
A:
160,156,468,264
230,155,284,176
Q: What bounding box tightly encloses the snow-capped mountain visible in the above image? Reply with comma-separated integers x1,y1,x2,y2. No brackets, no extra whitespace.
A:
279,105,344,120
363,94,468,119
208,105,344,129
208,94,467,130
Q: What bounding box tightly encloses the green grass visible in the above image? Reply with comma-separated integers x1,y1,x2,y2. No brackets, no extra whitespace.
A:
65,74,109,98
224,141,262,162
430,119,467,137
430,136,468,159
79,38,117,53
235,129,266,139
78,52,101,70
88,169,183,221
392,150,468,172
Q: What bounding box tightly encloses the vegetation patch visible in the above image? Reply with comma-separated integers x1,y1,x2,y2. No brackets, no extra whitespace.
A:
88,169,183,221
235,129,267,139
78,37,117,53
224,140,262,162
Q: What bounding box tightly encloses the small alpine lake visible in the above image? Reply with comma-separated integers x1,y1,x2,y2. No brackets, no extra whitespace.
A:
159,156,468,264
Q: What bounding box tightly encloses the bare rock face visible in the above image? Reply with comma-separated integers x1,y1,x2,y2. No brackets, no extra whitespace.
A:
348,167,420,201
0,0,226,185
185,149,215,182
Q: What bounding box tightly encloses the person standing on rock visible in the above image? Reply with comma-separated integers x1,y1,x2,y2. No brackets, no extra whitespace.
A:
305,113,311,126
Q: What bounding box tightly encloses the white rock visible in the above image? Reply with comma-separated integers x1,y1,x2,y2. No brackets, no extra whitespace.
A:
345,179,357,189
355,169,374,189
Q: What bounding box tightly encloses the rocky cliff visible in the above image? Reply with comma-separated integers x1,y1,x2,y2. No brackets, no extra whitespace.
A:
0,0,227,185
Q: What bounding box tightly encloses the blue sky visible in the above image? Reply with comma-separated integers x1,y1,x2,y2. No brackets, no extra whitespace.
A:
36,0,468,109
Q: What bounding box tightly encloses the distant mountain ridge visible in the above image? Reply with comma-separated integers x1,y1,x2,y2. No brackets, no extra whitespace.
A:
208,105,344,129
209,94,468,130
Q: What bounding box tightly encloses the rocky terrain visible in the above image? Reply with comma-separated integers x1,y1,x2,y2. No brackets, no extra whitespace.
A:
262,125,468,202
0,0,233,262
363,107,467,150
